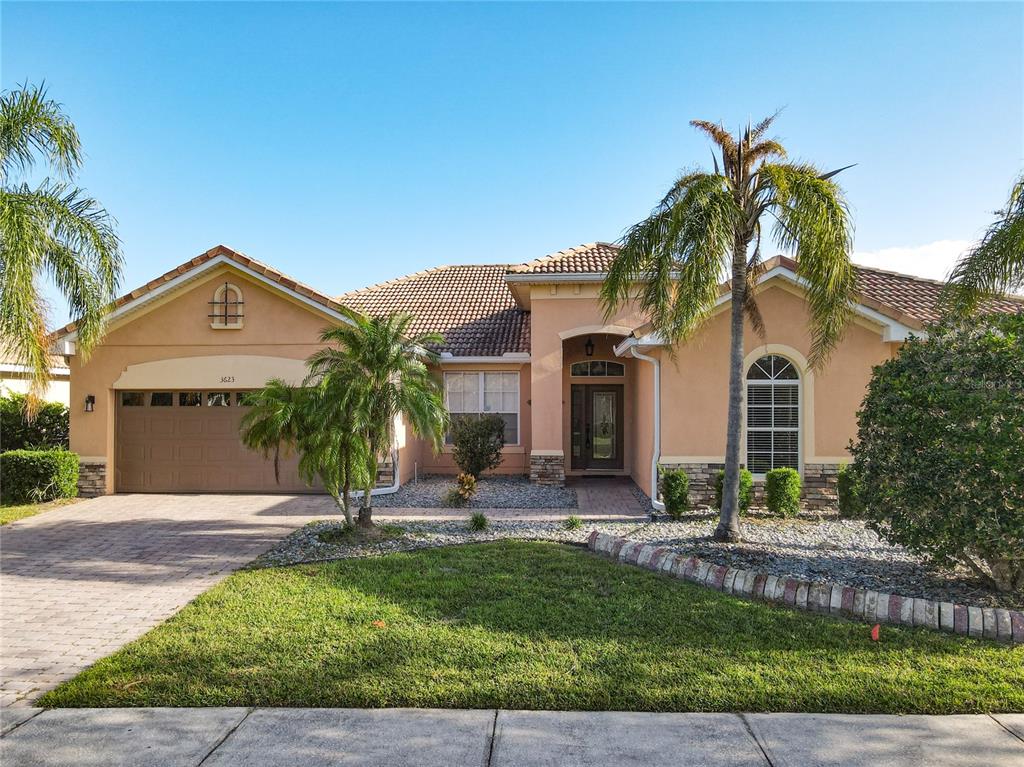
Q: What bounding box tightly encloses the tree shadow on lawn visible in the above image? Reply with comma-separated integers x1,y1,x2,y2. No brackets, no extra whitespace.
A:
41,541,1024,713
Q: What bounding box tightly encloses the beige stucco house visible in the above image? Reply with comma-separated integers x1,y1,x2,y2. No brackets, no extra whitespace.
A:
53,243,1021,506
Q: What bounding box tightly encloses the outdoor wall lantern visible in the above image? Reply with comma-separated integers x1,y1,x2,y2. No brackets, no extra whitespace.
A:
584,337,595,357
84,395,95,413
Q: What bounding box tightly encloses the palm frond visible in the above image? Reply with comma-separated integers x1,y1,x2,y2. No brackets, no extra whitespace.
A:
0,83,82,180
761,162,856,367
943,174,1024,314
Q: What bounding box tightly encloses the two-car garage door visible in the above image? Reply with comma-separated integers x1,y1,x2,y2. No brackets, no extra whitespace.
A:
116,390,316,493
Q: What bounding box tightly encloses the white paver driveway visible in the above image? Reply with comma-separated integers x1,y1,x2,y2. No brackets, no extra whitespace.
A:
0,494,332,708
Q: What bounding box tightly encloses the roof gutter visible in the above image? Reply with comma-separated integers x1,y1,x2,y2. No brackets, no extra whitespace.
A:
616,337,665,513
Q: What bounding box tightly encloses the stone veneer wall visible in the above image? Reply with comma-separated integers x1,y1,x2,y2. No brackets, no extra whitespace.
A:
77,460,106,497
659,461,841,512
529,453,565,486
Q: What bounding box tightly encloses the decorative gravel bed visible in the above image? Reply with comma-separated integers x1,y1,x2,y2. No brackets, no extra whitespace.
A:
253,514,1021,610
370,474,577,509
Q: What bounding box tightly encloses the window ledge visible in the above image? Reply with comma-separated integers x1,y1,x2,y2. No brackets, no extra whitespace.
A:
441,445,524,454
210,323,244,330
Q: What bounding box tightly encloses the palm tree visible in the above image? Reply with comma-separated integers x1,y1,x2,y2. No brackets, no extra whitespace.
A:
298,368,372,527
238,379,310,484
944,173,1024,314
1,83,122,410
601,114,855,542
307,312,448,528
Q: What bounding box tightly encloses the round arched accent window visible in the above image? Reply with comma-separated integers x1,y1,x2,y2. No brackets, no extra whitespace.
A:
745,354,799,474
209,282,244,328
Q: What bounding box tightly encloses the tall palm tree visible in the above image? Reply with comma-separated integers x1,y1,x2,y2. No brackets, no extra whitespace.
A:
307,312,448,528
601,114,855,542
238,379,309,484
944,173,1024,314
1,84,122,410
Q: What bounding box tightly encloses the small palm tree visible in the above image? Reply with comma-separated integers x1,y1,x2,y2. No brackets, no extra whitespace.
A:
0,84,122,410
239,379,309,484
601,114,855,542
308,313,448,528
298,369,372,527
944,173,1024,314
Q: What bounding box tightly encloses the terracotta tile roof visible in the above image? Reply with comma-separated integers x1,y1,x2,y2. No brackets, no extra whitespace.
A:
508,242,620,274
52,245,350,340
0,345,67,370
340,265,530,357
851,264,1023,325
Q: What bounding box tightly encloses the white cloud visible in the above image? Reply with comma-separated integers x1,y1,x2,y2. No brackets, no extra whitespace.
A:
851,239,973,282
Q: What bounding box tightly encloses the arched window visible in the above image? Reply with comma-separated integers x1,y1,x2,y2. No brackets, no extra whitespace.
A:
209,282,244,328
570,360,624,377
746,354,799,474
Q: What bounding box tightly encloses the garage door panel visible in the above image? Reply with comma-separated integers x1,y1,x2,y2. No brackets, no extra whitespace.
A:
116,391,322,493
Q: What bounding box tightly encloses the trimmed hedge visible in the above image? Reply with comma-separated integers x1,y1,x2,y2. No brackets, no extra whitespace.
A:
1,450,79,504
660,468,690,520
1,393,70,450
836,463,865,519
449,414,506,479
714,469,753,514
765,467,801,517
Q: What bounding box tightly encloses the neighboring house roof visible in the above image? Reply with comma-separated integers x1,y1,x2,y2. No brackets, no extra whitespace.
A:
0,345,67,371
52,244,355,342
339,265,531,357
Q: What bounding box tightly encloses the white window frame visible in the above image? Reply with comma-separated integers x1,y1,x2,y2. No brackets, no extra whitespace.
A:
569,360,625,377
443,371,520,446
745,355,801,477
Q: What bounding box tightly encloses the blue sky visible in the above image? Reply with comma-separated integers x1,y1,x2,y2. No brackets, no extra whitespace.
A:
3,1,1022,325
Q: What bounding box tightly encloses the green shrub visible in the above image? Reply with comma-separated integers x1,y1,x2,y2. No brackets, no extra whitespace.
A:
468,512,489,531
714,469,753,514
765,468,801,517
660,467,690,520
850,315,1024,593
1,393,70,450
836,463,865,519
563,515,583,531
449,414,506,479
1,449,79,504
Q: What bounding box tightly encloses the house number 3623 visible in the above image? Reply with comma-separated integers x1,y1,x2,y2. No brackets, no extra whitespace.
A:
220,376,235,383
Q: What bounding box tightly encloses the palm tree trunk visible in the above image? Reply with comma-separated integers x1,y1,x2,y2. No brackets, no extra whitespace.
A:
715,236,749,542
341,456,354,527
358,444,376,528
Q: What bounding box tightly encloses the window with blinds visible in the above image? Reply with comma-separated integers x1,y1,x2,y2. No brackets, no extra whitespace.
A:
745,354,800,474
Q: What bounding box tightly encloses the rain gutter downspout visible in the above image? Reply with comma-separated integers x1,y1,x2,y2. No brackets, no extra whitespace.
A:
626,343,665,512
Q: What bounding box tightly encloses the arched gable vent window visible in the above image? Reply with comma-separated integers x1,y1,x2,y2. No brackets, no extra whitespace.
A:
209,282,244,329
570,360,624,377
746,354,800,475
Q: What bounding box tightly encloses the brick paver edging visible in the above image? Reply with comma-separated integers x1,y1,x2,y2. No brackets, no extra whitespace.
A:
586,532,1023,644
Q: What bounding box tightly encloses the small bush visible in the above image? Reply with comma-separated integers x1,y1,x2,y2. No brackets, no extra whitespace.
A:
468,512,489,531
563,515,583,531
660,468,690,520
765,468,801,517
836,463,865,519
1,449,79,504
443,473,477,508
714,469,753,514
449,414,506,479
1,393,70,450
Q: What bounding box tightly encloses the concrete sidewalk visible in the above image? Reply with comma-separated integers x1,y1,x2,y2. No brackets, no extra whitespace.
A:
2,708,1022,766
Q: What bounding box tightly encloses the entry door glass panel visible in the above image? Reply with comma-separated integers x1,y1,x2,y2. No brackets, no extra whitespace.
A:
592,392,616,460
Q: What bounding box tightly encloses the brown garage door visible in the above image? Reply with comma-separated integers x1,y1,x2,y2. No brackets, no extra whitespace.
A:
116,390,320,493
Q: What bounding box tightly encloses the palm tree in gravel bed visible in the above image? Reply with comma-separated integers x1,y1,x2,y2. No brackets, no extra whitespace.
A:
601,113,856,542
307,312,448,528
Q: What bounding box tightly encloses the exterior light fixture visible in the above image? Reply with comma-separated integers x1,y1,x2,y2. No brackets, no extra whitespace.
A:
584,337,595,357
84,395,95,413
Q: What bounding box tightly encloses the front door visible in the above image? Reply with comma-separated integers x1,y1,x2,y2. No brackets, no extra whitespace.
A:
571,384,624,470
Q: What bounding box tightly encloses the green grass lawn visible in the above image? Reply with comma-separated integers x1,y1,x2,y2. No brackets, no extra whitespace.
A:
41,541,1023,713
0,497,79,525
